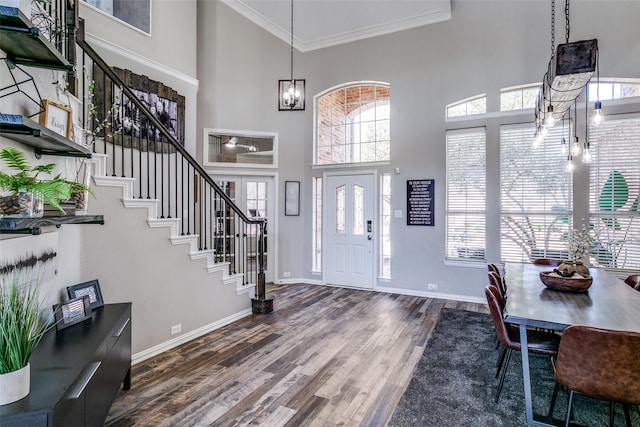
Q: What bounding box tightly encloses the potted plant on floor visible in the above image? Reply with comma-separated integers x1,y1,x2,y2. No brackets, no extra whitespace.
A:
0,268,52,405
0,146,94,217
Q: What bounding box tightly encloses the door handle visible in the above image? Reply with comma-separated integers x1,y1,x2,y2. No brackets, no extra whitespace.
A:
367,235,372,240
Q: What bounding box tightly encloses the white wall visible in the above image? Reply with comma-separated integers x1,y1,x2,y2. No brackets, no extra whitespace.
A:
197,0,640,298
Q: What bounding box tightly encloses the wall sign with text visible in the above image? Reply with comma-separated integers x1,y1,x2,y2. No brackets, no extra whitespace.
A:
407,179,434,226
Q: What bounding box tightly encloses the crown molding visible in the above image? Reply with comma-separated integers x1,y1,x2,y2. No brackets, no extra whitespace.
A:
84,33,199,88
221,0,450,52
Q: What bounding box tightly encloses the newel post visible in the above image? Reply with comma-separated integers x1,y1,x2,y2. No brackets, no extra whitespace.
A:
251,219,273,314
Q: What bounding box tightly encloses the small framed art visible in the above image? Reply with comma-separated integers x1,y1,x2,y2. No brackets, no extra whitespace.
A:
285,181,300,216
67,279,104,310
54,295,92,331
278,79,305,111
39,99,72,139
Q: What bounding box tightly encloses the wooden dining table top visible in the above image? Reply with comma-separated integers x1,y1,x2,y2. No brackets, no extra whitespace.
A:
503,262,640,333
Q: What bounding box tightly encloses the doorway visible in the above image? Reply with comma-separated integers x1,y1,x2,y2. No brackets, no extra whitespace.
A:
209,175,276,284
324,172,376,289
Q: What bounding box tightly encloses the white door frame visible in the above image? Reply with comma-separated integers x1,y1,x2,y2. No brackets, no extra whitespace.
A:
207,171,279,284
322,170,378,289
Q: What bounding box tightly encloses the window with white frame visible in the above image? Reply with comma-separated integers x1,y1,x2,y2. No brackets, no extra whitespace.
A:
500,123,573,262
380,173,391,277
446,94,486,118
589,114,640,271
312,177,322,271
315,83,390,165
500,84,540,111
446,128,486,261
588,79,640,102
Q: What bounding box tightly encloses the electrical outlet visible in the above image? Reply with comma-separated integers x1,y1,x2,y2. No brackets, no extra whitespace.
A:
283,272,291,277
171,324,182,335
428,283,438,291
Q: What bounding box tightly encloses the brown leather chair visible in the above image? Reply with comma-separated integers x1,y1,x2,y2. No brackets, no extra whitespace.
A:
533,258,563,267
624,274,640,291
548,325,640,427
485,285,560,403
488,270,507,301
487,263,500,275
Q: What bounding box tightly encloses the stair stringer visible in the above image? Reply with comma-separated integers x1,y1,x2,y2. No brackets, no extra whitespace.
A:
88,153,240,283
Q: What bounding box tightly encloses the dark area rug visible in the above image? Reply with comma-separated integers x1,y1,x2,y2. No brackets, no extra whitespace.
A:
388,308,640,427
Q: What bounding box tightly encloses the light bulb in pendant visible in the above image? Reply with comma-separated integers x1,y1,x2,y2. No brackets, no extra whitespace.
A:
566,154,574,172
540,126,549,138
560,138,568,155
545,105,556,127
592,101,603,126
582,141,592,163
533,130,543,148
571,137,581,156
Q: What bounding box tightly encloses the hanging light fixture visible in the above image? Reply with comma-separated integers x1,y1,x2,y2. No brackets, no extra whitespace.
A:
535,0,598,134
281,0,301,109
571,99,581,156
583,94,592,163
560,114,568,155
592,55,604,126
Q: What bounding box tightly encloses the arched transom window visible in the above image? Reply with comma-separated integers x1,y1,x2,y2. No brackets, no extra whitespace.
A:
315,82,390,165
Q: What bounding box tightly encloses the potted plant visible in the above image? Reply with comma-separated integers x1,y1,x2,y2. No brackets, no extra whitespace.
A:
0,268,52,405
0,146,94,217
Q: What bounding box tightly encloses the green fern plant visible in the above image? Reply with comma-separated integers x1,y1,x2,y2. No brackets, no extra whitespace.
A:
0,146,94,213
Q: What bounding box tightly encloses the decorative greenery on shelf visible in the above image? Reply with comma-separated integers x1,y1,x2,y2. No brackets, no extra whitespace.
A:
0,146,94,213
0,268,52,375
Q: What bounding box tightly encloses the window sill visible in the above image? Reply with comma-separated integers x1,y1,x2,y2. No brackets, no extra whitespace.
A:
311,161,390,170
443,259,487,269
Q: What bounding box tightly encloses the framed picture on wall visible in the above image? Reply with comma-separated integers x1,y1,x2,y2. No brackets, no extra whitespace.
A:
285,181,300,216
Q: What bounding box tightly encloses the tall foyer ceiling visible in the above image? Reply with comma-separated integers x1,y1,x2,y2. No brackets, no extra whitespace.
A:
220,0,452,52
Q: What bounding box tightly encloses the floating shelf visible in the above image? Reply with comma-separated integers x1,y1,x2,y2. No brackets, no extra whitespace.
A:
0,5,71,70
0,214,104,235
0,114,92,158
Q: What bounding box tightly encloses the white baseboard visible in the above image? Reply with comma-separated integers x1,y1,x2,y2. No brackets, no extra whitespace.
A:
375,285,485,304
131,308,252,365
274,280,485,304
276,277,323,285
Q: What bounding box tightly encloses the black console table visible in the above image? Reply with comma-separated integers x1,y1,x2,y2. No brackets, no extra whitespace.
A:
0,303,132,426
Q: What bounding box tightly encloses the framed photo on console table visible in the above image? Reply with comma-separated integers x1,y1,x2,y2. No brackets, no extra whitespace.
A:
67,279,104,310
54,296,92,331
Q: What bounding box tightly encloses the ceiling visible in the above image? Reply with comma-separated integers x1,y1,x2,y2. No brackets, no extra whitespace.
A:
220,0,452,52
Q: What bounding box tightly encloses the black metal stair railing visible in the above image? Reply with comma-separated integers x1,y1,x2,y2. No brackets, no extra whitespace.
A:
74,21,267,300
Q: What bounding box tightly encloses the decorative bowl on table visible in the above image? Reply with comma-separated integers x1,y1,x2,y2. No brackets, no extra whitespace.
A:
539,271,593,293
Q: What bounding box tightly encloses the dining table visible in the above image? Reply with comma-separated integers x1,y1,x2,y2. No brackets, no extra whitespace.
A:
503,262,640,427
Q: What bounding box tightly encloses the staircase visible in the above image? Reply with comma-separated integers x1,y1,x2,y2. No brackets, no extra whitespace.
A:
71,19,268,296
0,1,270,360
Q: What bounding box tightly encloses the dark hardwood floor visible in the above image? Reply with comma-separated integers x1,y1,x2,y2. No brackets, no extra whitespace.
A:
106,283,488,426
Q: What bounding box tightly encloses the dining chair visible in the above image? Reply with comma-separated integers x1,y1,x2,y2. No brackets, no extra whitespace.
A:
487,263,501,275
484,285,560,403
532,258,563,267
488,271,507,301
624,274,640,291
548,325,640,427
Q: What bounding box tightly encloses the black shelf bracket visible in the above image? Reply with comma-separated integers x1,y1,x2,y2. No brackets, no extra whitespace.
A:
0,57,44,118
35,147,92,159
